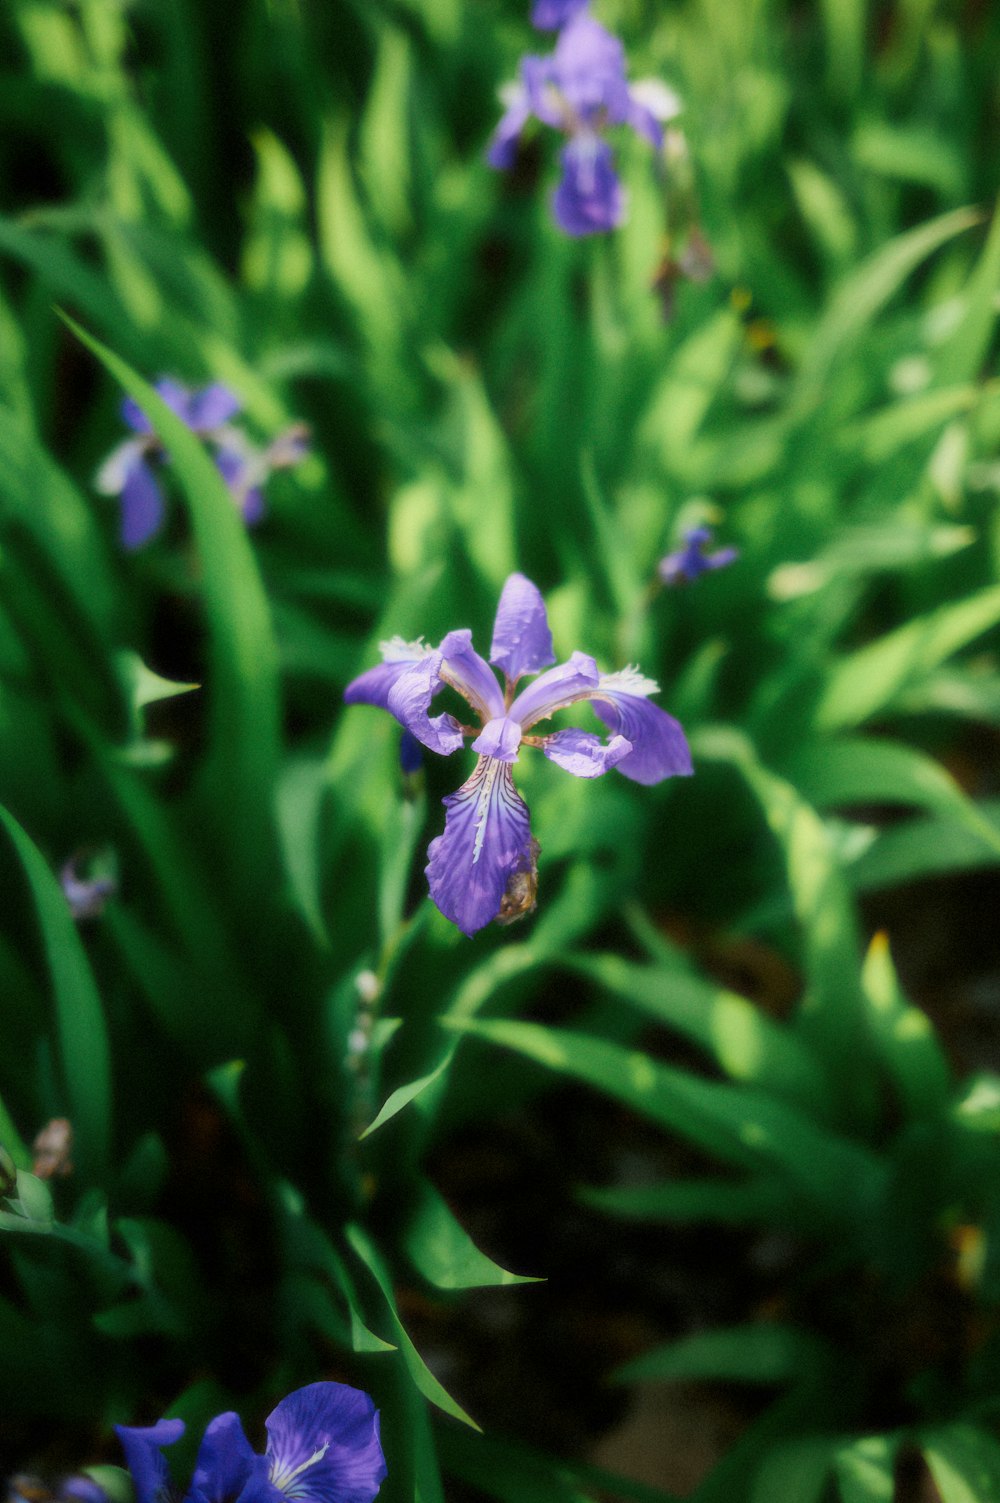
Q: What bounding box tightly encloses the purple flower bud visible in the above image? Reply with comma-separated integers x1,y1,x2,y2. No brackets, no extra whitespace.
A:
658,526,739,586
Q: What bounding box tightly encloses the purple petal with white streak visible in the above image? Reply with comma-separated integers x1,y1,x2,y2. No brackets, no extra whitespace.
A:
386,654,465,756
590,674,693,785
265,1381,387,1503
438,629,505,722
472,716,522,762
426,757,533,935
115,1419,184,1503
489,573,555,684
508,650,599,730
120,458,166,549
540,727,632,778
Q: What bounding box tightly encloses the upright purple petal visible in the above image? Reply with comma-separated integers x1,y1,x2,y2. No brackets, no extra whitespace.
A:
121,396,154,435
186,383,242,432
115,1420,185,1503
120,458,166,550
188,1413,257,1503
551,15,629,120
540,727,632,778
265,1382,387,1503
489,574,556,685
553,135,624,237
152,379,198,424
532,0,589,29
508,650,599,730
590,670,693,785
426,757,534,936
472,716,522,762
386,654,465,756
438,629,506,722
344,639,437,712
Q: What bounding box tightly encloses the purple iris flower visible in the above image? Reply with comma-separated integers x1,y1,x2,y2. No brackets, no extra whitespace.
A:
214,423,311,528
658,527,739,586
344,574,692,936
60,855,116,921
488,14,680,236
116,1382,386,1503
531,0,589,28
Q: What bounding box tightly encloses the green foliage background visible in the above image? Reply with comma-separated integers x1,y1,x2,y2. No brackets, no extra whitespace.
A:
2,1,1000,1500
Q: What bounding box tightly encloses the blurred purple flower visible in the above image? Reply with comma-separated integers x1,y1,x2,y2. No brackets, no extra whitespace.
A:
658,526,738,586
345,573,692,936
95,381,308,547
488,15,680,235
532,0,589,28
60,855,116,921
116,1382,385,1503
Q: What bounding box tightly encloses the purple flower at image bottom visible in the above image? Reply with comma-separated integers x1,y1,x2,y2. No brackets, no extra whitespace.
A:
658,526,738,586
116,1382,386,1503
488,14,681,236
344,573,692,936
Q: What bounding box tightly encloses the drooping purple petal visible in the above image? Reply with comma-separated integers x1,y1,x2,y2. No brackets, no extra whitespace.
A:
623,93,664,149
215,448,267,525
472,716,522,762
115,1419,185,1503
553,135,624,237
265,1382,387,1503
120,458,166,550
121,396,155,435
487,82,534,170
344,638,438,712
386,654,465,756
188,1413,257,1503
508,650,600,731
540,727,632,778
240,487,266,526
426,756,534,936
626,77,681,146
438,629,506,722
590,670,693,785
489,573,556,684
550,15,629,121
186,383,242,432
399,729,424,774
532,0,589,29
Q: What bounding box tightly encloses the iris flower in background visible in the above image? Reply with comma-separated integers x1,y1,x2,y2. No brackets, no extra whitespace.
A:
658,526,739,586
531,0,589,28
116,1381,386,1503
95,379,309,548
345,574,692,936
488,12,681,236
60,853,117,921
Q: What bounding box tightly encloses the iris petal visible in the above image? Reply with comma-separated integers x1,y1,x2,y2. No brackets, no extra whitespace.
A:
590,674,693,785
531,0,589,28
426,756,534,935
265,1382,387,1503
120,459,166,550
188,1413,257,1503
386,655,465,756
344,640,437,713
438,629,506,722
115,1419,184,1503
94,436,147,496
473,716,522,762
540,728,632,778
553,136,624,238
489,574,556,684
187,384,242,431
508,651,599,730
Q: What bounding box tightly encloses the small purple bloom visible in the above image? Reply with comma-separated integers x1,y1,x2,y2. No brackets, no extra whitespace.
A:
95,380,308,548
116,1383,386,1503
488,14,680,236
658,526,739,586
344,574,692,937
532,0,589,28
399,729,424,775
60,855,116,921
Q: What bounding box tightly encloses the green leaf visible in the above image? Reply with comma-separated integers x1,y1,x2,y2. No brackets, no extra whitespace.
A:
580,1176,796,1227
345,1223,481,1429
860,933,951,1118
403,1178,540,1290
64,318,281,897
616,1323,826,1386
834,1434,899,1503
445,1018,884,1225
360,1046,458,1140
0,805,111,1182
935,200,1000,387
816,587,1000,733
923,1424,1000,1503
847,802,1000,894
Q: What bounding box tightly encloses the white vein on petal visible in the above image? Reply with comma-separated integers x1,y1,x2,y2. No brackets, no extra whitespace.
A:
270,1442,331,1498
378,636,436,663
